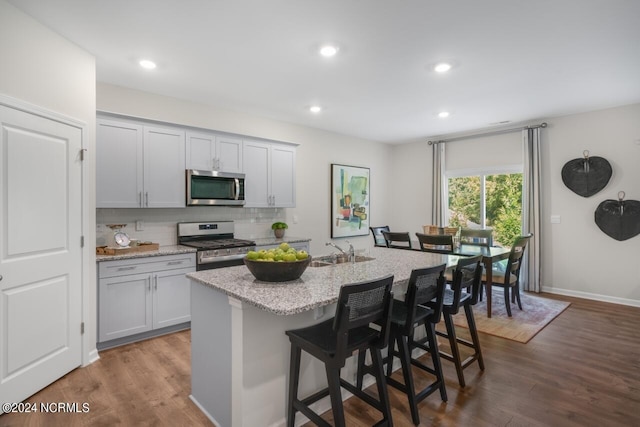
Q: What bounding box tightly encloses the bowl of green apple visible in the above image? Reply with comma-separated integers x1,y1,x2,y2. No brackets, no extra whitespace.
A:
243,242,311,282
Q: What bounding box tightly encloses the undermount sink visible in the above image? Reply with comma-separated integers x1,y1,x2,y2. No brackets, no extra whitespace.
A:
309,255,375,267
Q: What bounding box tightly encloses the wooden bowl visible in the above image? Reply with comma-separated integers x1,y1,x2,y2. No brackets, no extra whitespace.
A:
243,256,311,282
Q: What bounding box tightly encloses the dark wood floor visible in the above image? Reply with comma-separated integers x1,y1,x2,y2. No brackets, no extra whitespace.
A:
1,293,639,427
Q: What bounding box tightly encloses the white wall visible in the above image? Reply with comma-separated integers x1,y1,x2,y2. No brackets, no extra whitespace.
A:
391,103,640,306
0,0,97,361
543,104,640,305
96,83,394,255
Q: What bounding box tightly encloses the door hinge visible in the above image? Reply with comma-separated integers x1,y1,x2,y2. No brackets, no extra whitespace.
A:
81,322,85,334
81,236,85,247
80,148,87,161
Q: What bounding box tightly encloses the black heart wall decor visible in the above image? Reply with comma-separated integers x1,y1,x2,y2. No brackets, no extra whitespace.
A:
594,191,640,241
561,150,612,197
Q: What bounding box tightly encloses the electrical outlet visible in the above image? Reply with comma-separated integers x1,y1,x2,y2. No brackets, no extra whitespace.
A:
135,220,144,231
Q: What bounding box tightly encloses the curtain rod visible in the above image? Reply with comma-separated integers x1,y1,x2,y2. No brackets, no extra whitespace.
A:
427,122,547,145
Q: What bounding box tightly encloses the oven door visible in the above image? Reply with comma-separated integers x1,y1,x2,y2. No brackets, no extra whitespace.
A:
187,170,245,206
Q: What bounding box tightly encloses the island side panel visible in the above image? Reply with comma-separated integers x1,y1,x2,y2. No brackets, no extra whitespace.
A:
238,302,341,427
190,281,233,427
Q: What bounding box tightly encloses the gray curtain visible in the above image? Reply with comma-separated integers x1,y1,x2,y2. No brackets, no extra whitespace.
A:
432,142,446,226
522,127,542,292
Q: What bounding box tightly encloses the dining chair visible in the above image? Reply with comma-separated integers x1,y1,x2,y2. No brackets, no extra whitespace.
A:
286,275,394,427
356,264,447,425
415,232,454,254
369,225,390,247
422,224,441,235
442,226,459,236
460,228,494,247
437,255,485,387
382,231,413,250
482,234,532,316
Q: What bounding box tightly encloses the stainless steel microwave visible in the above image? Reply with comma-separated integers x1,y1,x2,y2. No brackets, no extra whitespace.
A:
186,170,245,206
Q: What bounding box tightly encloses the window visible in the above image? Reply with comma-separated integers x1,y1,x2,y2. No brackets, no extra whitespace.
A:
446,167,522,247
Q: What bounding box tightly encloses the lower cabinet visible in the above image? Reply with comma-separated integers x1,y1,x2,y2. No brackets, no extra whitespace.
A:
97,253,195,346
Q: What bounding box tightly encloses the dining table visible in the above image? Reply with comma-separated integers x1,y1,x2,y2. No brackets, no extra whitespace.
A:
451,244,512,318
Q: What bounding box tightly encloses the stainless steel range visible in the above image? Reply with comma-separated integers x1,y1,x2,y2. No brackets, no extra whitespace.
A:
177,221,255,270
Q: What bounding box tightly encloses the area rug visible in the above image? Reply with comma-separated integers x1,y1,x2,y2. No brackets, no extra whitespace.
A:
452,291,571,343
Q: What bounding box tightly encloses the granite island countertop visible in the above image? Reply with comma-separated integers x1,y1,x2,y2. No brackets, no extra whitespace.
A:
187,247,461,315
96,245,197,262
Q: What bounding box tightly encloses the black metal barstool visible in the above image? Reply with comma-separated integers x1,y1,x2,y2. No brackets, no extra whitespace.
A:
357,264,448,425
286,275,395,427
438,255,485,387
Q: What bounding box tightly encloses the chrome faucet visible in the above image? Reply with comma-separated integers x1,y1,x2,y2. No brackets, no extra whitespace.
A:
325,241,355,263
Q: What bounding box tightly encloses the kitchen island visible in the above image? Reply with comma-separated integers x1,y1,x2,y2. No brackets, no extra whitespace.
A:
187,247,460,427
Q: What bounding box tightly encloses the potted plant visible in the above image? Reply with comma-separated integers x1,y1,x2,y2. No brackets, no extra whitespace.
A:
271,221,288,238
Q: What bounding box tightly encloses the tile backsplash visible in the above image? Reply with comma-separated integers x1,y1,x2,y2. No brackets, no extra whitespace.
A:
96,207,286,246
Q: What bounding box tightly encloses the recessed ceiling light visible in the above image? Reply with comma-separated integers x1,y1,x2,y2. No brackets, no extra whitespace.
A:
309,105,322,113
438,111,450,118
434,62,452,73
139,59,157,70
319,45,339,57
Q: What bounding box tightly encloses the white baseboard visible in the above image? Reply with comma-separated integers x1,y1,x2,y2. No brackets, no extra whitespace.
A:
541,286,640,308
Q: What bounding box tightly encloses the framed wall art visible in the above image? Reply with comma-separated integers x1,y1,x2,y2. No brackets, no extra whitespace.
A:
331,163,370,238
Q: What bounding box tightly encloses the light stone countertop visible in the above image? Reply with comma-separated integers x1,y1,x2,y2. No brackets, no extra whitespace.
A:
249,236,311,247
96,245,197,262
187,247,462,315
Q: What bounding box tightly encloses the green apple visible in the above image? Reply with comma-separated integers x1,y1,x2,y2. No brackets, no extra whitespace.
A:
246,251,259,260
283,253,297,262
296,250,308,260
279,242,290,252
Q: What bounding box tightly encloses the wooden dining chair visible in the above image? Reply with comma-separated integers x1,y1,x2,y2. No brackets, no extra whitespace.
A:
460,228,493,247
382,231,413,250
442,226,459,236
369,225,390,247
415,232,454,254
422,224,441,235
482,234,532,316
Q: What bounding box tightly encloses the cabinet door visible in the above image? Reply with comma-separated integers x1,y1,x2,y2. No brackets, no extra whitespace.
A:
217,135,243,173
98,273,153,342
152,267,192,329
96,119,143,207
271,144,296,207
243,140,271,207
143,126,186,207
186,131,214,171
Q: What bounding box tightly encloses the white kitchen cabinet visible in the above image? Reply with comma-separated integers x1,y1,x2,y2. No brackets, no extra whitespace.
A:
186,131,243,173
97,118,186,208
98,253,195,345
243,139,296,207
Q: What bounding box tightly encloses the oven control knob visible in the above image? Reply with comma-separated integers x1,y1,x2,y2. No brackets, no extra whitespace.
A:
226,249,231,254
214,250,218,256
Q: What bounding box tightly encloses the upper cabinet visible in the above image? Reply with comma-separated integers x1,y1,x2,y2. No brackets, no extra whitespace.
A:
243,139,296,208
97,118,186,208
186,131,242,173
97,115,297,209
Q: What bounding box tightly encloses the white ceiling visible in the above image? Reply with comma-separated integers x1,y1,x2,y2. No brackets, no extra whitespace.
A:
10,0,640,143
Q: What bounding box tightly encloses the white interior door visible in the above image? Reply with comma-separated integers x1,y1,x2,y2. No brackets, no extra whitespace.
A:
0,104,83,408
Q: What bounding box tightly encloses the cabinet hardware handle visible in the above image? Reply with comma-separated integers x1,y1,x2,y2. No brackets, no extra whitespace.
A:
212,158,216,170
145,192,149,207
139,192,143,207
167,261,183,265
117,266,136,271
147,277,151,292
0,275,3,281
154,274,158,290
